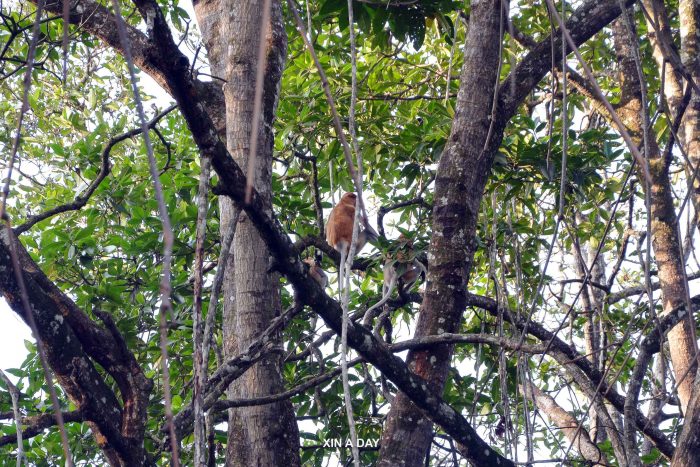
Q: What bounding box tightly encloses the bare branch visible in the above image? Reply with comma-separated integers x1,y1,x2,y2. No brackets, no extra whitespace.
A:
0,370,25,465
607,270,700,304
192,154,211,464
466,292,676,459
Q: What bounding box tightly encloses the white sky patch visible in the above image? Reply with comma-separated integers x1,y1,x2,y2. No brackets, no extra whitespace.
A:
0,298,33,378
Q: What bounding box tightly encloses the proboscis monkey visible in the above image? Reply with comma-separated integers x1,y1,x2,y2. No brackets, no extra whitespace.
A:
303,257,329,289
362,235,426,326
326,193,378,257
326,192,378,298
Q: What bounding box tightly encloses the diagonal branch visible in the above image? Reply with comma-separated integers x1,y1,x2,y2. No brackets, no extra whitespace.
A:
466,292,676,459
171,301,303,439
0,411,83,447
0,228,152,465
520,381,607,465
26,0,649,463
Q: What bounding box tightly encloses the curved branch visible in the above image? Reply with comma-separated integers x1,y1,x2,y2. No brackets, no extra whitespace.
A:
520,381,607,465
211,333,543,416
293,235,375,271
27,0,648,464
607,270,700,304
0,229,152,464
14,104,177,235
376,197,431,238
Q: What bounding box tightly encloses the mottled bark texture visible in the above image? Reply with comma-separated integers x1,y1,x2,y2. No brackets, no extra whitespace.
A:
43,4,510,463
521,382,606,465
611,16,698,414
670,0,700,463
680,0,700,229
377,1,504,464
0,229,152,466
378,0,638,464
193,0,300,465
20,0,642,464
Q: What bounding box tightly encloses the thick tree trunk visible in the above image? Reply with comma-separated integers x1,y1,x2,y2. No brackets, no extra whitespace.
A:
377,1,504,464
193,0,299,465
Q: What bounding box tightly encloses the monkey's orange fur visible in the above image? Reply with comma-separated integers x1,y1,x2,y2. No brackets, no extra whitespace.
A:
326,193,361,255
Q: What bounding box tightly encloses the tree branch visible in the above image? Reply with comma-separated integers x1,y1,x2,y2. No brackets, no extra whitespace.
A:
25,0,649,464
14,104,177,235
0,228,152,464
520,381,607,465
0,411,82,447
466,292,676,459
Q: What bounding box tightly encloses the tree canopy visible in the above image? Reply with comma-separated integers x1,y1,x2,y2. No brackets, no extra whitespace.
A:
1,0,700,465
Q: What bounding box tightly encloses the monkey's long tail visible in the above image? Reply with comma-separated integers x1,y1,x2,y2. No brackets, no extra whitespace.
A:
338,248,347,304
362,275,396,327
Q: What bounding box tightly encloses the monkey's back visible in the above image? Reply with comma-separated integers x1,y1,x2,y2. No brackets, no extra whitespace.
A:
326,202,356,251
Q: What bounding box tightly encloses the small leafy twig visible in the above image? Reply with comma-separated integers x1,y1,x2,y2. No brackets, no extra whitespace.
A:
376,197,430,238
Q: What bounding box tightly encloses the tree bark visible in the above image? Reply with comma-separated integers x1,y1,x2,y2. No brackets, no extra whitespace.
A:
377,1,504,464
668,0,700,463
611,14,698,414
520,381,607,465
193,0,300,465
16,0,644,463
377,0,639,464
0,229,152,466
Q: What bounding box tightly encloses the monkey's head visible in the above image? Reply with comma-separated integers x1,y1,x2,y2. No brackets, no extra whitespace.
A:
339,192,357,206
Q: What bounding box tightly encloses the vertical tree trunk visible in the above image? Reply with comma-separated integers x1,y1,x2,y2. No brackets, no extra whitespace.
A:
193,0,299,465
680,0,700,234
571,227,606,444
611,15,698,413
377,1,504,464
667,0,700,463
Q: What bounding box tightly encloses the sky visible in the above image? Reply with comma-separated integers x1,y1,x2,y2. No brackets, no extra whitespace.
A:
0,300,33,376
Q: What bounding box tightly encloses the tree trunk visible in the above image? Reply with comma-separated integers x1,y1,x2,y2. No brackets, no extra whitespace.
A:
377,1,504,464
668,0,700,463
680,0,700,231
611,14,698,414
193,0,299,465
